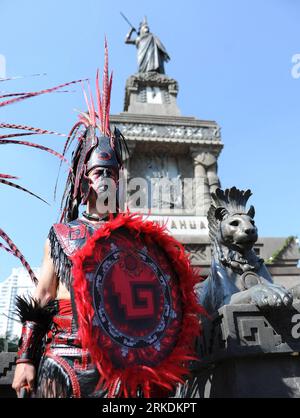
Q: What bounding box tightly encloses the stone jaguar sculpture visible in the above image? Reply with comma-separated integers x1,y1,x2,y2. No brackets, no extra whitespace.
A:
196,187,293,315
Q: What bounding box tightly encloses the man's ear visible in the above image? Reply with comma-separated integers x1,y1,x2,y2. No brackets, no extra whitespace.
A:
215,207,229,221
247,205,255,219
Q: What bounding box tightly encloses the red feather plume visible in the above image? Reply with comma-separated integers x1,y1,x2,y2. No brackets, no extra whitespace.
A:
0,229,37,284
0,75,85,283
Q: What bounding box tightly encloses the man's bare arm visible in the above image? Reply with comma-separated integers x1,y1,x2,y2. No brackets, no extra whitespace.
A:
33,238,58,304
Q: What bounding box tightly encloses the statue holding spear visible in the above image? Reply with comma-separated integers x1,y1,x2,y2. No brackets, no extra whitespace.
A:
121,13,170,74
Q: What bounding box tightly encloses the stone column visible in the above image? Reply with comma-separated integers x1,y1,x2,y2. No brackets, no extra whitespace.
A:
120,141,136,211
206,156,220,194
124,141,136,180
190,147,213,216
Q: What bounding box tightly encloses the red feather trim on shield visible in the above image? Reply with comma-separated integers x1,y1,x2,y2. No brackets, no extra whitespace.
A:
72,212,206,398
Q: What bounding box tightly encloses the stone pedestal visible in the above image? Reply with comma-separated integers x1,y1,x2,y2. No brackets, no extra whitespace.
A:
124,72,181,116
192,303,300,397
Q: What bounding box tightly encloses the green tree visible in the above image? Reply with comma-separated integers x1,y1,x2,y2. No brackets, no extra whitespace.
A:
0,336,18,352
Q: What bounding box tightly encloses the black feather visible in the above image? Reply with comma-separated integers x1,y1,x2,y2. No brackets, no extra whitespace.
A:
15,295,57,327
48,226,72,290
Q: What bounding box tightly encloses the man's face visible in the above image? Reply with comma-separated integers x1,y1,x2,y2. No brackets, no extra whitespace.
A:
88,166,118,196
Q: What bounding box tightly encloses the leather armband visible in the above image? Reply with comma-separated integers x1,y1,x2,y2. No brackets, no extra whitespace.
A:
17,321,47,366
15,296,57,367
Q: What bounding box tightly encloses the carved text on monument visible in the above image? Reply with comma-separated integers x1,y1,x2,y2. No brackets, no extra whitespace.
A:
114,123,221,141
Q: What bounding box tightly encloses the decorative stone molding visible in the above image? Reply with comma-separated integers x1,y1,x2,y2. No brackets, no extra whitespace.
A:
112,123,221,144
126,72,179,93
197,303,300,364
190,303,300,398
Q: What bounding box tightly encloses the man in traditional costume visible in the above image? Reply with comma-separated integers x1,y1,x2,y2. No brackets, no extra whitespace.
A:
12,44,203,398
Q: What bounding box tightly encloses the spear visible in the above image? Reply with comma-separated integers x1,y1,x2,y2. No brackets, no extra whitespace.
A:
120,12,137,33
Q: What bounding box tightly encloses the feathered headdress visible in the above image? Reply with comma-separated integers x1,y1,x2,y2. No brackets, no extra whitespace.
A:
0,40,128,281
60,39,129,223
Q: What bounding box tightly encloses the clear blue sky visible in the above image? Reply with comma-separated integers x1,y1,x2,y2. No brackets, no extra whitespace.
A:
0,0,299,281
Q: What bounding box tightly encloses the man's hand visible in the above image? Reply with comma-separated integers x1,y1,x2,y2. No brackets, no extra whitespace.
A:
12,363,36,397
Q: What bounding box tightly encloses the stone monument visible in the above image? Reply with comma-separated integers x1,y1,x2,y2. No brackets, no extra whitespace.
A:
111,17,223,281
112,17,300,284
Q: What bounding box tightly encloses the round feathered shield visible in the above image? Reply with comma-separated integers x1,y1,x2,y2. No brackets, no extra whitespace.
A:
72,213,203,398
